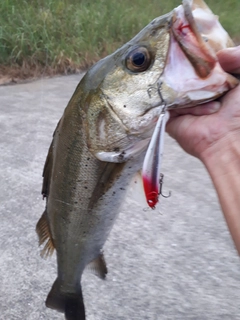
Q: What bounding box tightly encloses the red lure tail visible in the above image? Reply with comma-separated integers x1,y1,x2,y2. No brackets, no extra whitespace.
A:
142,177,159,208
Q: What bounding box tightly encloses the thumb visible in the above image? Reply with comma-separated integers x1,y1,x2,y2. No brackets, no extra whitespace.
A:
217,46,240,74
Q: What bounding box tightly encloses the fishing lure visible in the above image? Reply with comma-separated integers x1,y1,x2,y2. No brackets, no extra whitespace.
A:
142,106,170,208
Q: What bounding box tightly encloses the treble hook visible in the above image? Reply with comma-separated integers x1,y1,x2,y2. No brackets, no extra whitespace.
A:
147,80,167,116
157,80,165,105
159,173,171,198
147,80,165,104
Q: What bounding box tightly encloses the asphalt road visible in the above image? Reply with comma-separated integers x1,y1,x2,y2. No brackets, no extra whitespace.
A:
1,75,240,320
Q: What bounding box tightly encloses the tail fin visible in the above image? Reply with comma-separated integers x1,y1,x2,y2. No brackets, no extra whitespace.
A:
46,278,86,320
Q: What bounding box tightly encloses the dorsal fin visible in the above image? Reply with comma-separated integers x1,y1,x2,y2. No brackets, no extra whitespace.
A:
86,253,108,279
36,210,55,258
42,141,54,199
42,118,61,199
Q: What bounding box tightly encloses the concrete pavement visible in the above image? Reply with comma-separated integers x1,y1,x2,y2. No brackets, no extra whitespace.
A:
1,75,240,320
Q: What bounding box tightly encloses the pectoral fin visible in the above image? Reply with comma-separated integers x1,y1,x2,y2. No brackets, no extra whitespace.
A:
95,139,150,163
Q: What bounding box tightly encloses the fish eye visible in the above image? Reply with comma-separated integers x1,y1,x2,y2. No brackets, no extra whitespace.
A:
126,47,151,72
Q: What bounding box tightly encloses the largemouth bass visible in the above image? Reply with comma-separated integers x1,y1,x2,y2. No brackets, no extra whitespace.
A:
36,0,238,319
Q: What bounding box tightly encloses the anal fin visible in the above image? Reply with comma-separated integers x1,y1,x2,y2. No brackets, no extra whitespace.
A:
36,209,55,258
86,252,108,279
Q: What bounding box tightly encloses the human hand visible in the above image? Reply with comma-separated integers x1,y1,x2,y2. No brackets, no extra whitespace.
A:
166,46,240,256
166,46,240,162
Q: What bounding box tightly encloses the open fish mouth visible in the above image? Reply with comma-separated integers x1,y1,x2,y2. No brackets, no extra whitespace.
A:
159,0,238,109
172,0,217,79
142,0,239,208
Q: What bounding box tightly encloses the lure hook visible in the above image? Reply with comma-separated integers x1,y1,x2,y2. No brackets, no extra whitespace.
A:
159,173,171,198
157,80,165,105
147,79,165,106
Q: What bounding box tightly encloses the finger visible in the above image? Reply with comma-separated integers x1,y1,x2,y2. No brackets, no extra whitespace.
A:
218,84,240,108
166,114,193,140
170,101,221,116
217,46,240,74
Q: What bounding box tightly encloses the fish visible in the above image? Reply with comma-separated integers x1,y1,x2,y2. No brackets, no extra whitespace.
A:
36,0,238,319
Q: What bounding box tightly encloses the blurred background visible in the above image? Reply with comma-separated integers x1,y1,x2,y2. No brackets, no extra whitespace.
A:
0,0,240,83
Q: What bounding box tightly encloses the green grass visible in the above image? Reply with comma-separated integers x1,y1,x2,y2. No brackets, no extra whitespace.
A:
0,0,240,77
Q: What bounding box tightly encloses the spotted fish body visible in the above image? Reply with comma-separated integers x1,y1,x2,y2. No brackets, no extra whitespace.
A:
37,92,148,319
36,1,238,319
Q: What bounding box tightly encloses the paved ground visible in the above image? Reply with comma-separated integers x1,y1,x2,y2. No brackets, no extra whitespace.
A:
1,75,240,320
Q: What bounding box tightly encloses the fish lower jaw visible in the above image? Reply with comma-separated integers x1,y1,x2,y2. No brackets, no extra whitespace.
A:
186,90,220,102
166,90,221,109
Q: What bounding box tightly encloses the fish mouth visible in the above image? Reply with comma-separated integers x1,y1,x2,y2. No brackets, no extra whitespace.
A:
172,0,216,78
159,0,238,108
